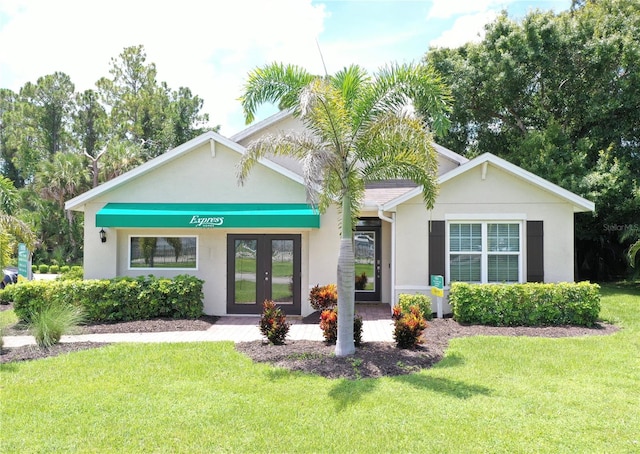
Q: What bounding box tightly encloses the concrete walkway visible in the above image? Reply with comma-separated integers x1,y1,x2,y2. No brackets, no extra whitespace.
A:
3,304,394,348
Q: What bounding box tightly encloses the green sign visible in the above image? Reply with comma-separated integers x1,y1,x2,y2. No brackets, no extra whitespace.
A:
430,274,444,297
18,243,29,278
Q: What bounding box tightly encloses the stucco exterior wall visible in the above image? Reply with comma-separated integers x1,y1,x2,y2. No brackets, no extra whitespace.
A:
393,162,578,311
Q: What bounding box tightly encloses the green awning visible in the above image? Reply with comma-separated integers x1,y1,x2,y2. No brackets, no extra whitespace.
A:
96,203,319,229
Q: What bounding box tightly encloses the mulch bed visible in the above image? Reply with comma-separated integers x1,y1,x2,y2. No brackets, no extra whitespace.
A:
1,302,619,379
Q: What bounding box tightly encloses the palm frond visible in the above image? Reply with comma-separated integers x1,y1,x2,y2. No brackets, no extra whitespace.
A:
0,213,36,251
358,114,439,209
239,63,315,124
0,176,18,215
354,62,452,139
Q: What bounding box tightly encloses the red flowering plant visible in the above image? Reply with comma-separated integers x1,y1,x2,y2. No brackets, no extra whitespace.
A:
259,300,290,345
309,284,338,311
319,308,363,346
392,304,427,349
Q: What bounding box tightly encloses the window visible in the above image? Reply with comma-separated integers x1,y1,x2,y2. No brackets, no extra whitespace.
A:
129,236,197,269
448,222,521,283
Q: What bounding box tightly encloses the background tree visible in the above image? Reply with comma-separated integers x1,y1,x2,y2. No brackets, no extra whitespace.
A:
0,45,212,265
97,45,212,160
425,0,640,280
238,62,451,356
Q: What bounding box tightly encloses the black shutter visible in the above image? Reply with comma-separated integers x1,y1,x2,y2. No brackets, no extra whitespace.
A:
429,220,446,278
527,221,544,282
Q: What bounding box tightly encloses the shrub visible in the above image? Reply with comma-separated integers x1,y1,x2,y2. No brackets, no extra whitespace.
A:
449,282,601,327
57,266,84,281
60,265,70,274
392,304,427,349
319,308,363,346
12,275,204,323
29,302,85,348
49,265,60,274
309,284,337,311
355,272,368,290
398,293,433,321
31,265,37,273
38,264,49,274
0,284,16,304
259,300,290,345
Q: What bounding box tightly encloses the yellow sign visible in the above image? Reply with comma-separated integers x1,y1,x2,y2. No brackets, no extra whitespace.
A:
431,287,444,297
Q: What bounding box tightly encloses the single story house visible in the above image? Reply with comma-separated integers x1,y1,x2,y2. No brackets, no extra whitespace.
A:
65,110,595,316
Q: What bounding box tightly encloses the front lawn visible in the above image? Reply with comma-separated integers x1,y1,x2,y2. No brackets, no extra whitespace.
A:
1,284,638,453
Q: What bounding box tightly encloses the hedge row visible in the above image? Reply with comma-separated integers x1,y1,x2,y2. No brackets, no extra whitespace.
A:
7,275,204,323
449,282,600,327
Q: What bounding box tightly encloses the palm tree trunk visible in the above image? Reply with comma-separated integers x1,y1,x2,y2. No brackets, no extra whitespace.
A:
335,191,356,356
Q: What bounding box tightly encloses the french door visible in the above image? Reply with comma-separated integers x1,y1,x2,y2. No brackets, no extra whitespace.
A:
227,234,301,315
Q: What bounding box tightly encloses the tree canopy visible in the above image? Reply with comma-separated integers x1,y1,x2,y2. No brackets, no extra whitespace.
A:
425,0,640,280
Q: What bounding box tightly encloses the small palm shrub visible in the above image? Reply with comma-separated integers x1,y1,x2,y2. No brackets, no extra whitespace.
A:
319,308,363,346
309,284,338,311
392,304,427,349
355,272,368,290
29,302,85,348
259,300,289,345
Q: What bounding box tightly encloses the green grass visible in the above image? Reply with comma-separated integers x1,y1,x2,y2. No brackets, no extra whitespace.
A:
1,284,639,453
0,307,18,328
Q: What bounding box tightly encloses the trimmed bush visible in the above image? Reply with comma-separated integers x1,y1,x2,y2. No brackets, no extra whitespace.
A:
49,265,60,274
309,284,337,311
392,305,427,349
0,284,16,304
398,293,433,321
319,308,363,346
57,266,84,281
38,264,49,274
12,275,204,323
449,282,601,327
259,300,290,345
29,302,85,348
60,266,70,274
31,265,37,273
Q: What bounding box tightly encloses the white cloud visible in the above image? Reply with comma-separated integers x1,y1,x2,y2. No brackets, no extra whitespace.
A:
0,0,328,135
429,11,498,48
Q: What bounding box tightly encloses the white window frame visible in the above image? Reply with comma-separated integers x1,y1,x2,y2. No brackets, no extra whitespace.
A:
128,235,199,271
445,216,524,285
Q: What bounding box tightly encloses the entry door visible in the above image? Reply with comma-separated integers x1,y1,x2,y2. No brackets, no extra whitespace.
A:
227,234,301,315
355,220,381,301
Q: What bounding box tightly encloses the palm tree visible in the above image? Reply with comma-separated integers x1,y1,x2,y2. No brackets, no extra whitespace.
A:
238,62,451,356
0,176,35,270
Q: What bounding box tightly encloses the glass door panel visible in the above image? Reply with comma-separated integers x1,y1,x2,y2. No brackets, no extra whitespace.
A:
234,239,257,305
271,239,294,304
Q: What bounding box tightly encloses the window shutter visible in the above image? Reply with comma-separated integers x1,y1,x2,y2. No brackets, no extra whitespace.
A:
429,220,446,278
527,221,544,282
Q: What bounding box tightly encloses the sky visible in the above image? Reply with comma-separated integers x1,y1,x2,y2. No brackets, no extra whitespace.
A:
0,0,571,136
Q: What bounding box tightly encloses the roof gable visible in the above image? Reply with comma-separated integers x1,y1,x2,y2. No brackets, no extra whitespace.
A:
65,131,305,211
383,152,595,212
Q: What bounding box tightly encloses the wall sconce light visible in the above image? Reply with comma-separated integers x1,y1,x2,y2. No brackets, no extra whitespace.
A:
99,228,107,243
